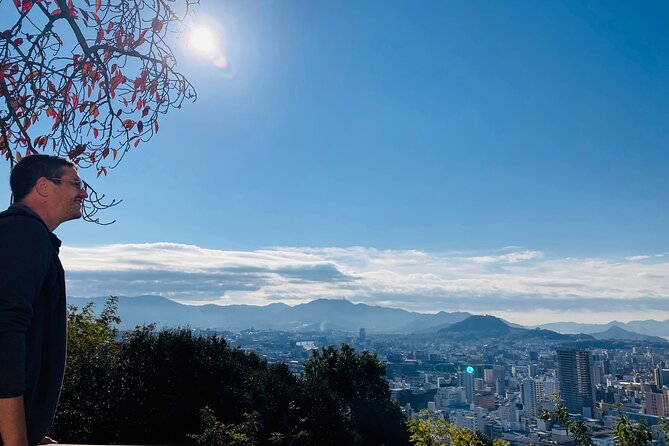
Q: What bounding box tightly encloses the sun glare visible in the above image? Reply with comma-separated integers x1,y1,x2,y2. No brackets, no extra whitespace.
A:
189,26,217,55
184,21,232,72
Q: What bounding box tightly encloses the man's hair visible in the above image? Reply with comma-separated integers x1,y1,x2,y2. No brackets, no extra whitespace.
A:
10,155,77,202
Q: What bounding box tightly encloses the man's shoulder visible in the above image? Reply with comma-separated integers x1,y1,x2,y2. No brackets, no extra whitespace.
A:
0,207,51,242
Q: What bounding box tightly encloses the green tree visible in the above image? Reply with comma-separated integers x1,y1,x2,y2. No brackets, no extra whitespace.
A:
613,406,652,446
408,410,507,446
115,326,306,445
407,411,450,446
190,407,262,446
538,394,593,446
659,417,669,445
55,315,410,445
302,344,409,446
51,296,122,442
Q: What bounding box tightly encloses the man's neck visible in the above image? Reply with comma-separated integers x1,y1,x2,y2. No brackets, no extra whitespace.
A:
12,201,56,231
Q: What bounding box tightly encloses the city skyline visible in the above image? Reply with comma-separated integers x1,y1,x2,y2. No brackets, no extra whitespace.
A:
1,1,667,325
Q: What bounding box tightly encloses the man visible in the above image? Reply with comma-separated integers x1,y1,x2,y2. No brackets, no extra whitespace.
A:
0,155,88,446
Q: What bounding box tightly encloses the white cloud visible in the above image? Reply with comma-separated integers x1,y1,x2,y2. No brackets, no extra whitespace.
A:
59,243,669,324
626,255,653,261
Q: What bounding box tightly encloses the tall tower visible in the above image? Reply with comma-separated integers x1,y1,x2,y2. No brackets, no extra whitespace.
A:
358,328,366,344
557,349,596,417
458,370,475,404
521,379,538,416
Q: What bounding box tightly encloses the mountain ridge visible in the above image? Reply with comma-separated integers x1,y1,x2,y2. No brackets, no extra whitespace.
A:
68,296,669,337
68,295,472,333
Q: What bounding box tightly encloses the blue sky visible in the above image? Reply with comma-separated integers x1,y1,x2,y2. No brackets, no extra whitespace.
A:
1,0,668,324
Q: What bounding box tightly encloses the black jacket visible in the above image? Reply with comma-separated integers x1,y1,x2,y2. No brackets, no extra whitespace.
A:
0,204,67,446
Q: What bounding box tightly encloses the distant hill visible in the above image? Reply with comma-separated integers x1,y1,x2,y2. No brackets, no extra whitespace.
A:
434,315,584,342
537,319,669,338
589,325,667,343
68,296,472,333
440,315,511,336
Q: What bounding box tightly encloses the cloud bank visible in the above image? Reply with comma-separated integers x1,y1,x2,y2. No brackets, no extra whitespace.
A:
60,244,669,325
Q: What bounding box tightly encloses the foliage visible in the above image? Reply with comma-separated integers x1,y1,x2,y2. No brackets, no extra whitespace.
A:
51,296,121,441
538,394,593,446
613,406,652,446
53,298,410,445
190,407,261,446
659,417,669,445
302,344,410,446
408,411,507,446
0,0,197,221
408,412,450,446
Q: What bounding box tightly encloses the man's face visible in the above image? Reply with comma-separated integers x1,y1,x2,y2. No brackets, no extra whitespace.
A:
50,166,89,223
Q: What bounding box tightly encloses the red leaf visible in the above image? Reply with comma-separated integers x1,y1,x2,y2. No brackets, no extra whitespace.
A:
68,144,86,159
102,147,109,158
89,151,96,163
95,0,101,12
122,119,135,130
134,139,140,148
22,0,33,12
14,38,23,45
155,120,159,133
141,106,150,117
93,128,99,138
96,27,104,44
112,148,118,160
151,19,163,33
50,8,61,16
137,121,143,132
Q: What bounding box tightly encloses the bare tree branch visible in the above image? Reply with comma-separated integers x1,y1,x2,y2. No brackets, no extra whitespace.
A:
0,0,198,222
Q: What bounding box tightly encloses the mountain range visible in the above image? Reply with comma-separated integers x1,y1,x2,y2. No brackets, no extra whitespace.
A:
69,295,669,340
69,296,472,333
536,320,669,338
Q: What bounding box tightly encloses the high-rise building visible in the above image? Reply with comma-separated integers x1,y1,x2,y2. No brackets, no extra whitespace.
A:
543,377,560,401
458,370,475,404
645,389,669,416
358,328,366,344
557,349,596,417
521,379,538,416
654,366,669,388
484,368,495,384
495,378,506,396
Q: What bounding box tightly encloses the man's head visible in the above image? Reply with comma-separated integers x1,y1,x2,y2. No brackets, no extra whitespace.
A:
10,154,88,230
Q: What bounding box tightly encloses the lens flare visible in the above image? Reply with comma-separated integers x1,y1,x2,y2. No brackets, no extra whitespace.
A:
189,26,217,55
184,22,234,75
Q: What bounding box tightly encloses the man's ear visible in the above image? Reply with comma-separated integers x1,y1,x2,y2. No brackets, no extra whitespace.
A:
34,177,51,198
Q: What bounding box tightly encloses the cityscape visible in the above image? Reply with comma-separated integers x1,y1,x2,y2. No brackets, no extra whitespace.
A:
195,307,669,446
1,0,667,444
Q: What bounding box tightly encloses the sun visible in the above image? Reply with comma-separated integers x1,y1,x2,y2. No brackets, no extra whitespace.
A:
188,26,217,55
